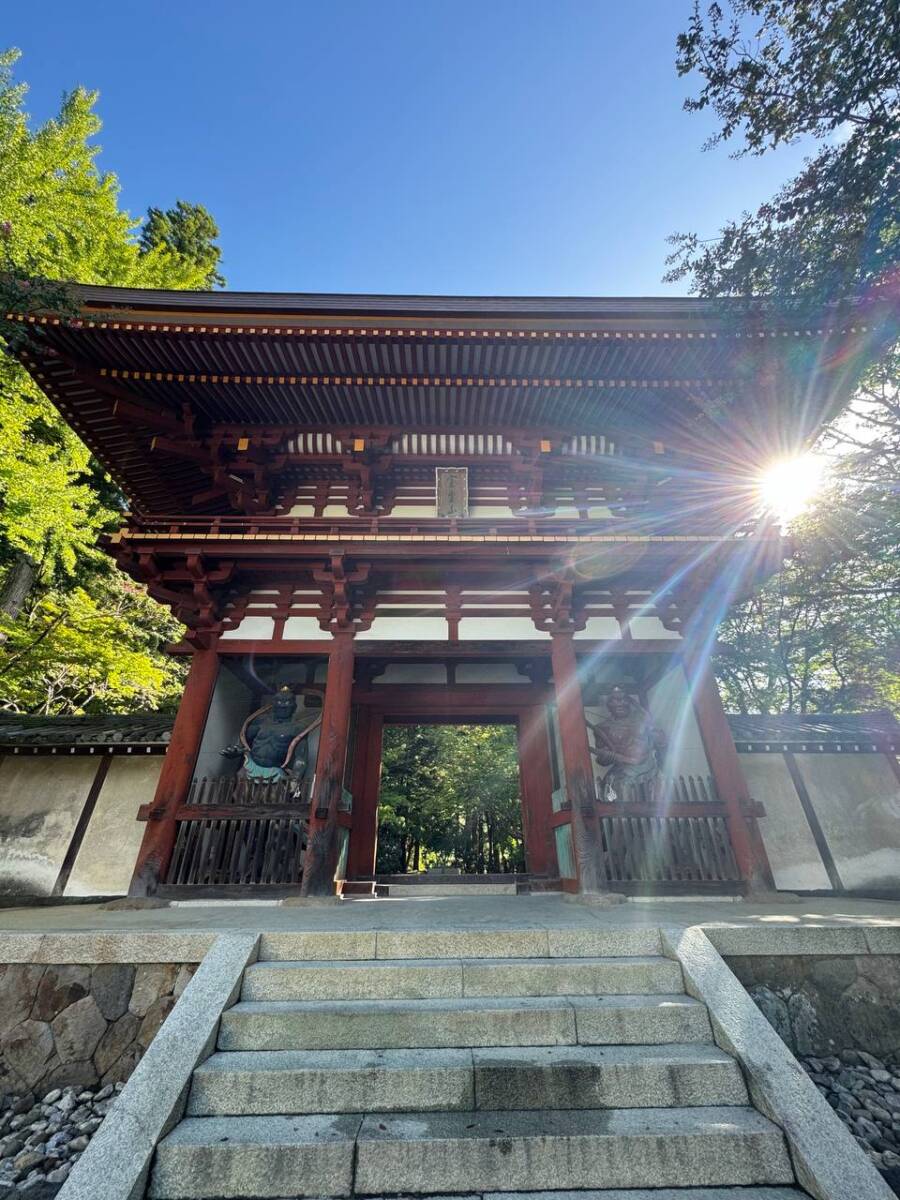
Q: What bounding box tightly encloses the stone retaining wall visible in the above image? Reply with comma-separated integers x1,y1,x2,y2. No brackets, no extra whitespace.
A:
0,963,197,1098
726,953,900,1059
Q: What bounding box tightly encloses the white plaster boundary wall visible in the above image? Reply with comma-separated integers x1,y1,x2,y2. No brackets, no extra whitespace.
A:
0,756,162,899
795,754,900,891
0,758,97,896
738,750,900,894
740,754,832,892
662,924,894,1200
66,758,163,897
58,933,259,1200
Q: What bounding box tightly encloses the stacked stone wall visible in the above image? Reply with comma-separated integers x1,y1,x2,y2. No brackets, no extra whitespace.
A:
0,962,197,1097
726,953,900,1059
727,952,900,1180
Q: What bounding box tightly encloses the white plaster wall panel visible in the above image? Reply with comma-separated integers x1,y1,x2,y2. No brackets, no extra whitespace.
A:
455,663,529,684
221,615,276,640
0,757,98,895
646,667,709,777
390,505,437,518
65,757,164,897
356,617,449,641
287,503,316,516
322,504,349,516
628,615,681,640
574,616,622,640
193,663,254,781
795,753,900,891
457,617,550,640
737,753,832,892
374,663,448,684
587,506,613,518
269,697,322,786
377,601,444,611
282,616,331,640
584,704,608,792
468,506,514,518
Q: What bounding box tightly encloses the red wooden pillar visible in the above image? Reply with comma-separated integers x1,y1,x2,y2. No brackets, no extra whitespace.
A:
301,630,357,896
129,643,220,896
346,709,384,880
517,706,557,877
686,656,774,891
549,632,606,893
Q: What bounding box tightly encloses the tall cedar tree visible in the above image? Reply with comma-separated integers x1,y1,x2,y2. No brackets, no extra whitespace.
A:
376,726,524,874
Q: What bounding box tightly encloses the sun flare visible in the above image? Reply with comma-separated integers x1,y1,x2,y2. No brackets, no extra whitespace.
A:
758,454,825,525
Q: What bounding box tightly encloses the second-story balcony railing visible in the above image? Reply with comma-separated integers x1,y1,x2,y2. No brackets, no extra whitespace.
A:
118,512,724,543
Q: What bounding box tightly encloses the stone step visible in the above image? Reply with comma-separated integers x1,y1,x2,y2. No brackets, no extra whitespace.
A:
459,1191,808,1200
240,956,684,1001
257,927,664,962
148,1113,360,1199
387,882,518,896
218,994,712,1051
148,1106,793,1198
187,1043,747,1116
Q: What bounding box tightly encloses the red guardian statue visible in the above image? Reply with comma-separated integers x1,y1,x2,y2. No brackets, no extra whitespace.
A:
588,685,667,802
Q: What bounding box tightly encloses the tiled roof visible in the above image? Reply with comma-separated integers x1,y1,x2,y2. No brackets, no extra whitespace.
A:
0,713,174,746
727,710,900,746
14,285,884,514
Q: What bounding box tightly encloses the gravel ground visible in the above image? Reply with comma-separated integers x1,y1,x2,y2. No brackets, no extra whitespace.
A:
801,1048,900,1195
0,1082,123,1196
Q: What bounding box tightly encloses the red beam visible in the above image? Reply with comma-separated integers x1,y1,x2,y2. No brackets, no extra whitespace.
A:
111,396,187,436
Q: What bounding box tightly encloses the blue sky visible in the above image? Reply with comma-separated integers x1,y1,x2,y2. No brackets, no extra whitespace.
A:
7,1,813,296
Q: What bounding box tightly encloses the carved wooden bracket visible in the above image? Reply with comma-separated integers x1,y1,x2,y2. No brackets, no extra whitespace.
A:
508,434,554,512
528,570,588,634
116,546,236,634
313,555,375,633
341,433,394,515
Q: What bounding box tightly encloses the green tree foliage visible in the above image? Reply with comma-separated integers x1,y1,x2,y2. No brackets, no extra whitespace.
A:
0,577,185,715
666,0,898,299
669,2,899,714
376,725,525,875
141,200,225,289
716,350,900,714
0,48,223,713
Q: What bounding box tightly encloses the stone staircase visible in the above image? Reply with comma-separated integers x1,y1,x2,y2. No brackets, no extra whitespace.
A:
147,929,807,1199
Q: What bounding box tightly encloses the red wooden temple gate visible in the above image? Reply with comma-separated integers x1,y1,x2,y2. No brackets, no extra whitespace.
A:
13,287,877,898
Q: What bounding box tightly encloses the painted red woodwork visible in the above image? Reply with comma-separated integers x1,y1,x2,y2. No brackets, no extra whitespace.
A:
687,659,774,890
549,632,606,893
129,645,220,896
347,710,384,879
517,705,558,877
301,631,357,896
